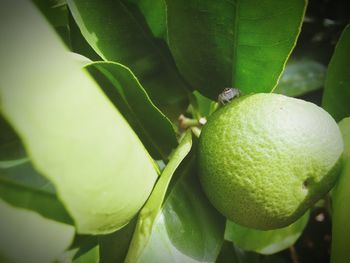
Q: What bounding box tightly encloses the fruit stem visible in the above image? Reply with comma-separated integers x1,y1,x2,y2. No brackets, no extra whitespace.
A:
178,114,200,129
191,127,201,138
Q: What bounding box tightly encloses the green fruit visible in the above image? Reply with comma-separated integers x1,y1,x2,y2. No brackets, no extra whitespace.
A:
198,93,343,230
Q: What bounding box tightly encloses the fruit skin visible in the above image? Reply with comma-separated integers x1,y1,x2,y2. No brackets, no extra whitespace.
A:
198,93,343,230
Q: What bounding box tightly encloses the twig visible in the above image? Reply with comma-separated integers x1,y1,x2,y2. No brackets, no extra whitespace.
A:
289,245,299,263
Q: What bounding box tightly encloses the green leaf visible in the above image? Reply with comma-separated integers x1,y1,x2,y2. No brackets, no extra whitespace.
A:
274,58,326,97
137,153,225,262
57,236,97,263
67,0,189,119
85,61,177,159
165,0,307,99
99,219,137,263
189,91,218,120
68,12,101,61
0,115,26,161
33,0,71,47
59,236,99,263
225,211,309,255
0,199,74,263
74,245,99,263
125,131,193,262
0,0,158,234
127,0,167,38
0,160,73,224
331,117,350,263
0,158,28,169
322,24,350,122
1,160,55,194
34,0,68,27
68,52,92,68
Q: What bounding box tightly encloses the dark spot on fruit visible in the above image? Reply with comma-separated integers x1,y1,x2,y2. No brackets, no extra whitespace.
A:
303,178,311,190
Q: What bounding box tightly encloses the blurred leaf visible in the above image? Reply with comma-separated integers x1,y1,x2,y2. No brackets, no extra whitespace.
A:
274,59,326,97
0,199,74,263
0,0,158,234
0,158,28,169
165,0,307,99
225,211,309,255
127,0,167,38
0,160,55,193
137,153,225,263
331,117,350,263
33,0,71,46
125,131,192,262
74,245,99,263
67,0,189,119
322,24,350,122
0,116,26,161
0,160,73,224
85,61,177,159
99,219,137,263
34,0,68,27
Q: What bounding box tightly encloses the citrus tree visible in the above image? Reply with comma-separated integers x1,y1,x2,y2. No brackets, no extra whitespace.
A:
0,0,349,262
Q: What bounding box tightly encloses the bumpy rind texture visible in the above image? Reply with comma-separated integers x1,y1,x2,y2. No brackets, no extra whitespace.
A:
199,93,343,230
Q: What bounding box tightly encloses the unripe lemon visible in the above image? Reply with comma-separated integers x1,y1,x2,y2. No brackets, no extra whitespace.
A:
198,93,343,230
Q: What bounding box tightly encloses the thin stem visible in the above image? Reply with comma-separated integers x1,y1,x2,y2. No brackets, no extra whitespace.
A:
178,114,200,129
289,245,299,263
191,127,201,138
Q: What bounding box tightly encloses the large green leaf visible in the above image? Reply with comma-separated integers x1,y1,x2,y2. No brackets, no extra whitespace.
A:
85,61,177,159
225,211,309,255
165,0,307,99
125,131,193,262
137,154,225,262
274,58,326,97
126,136,225,262
0,160,72,224
322,25,350,122
331,117,350,263
0,0,157,234
127,0,167,38
67,0,189,119
0,199,74,263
